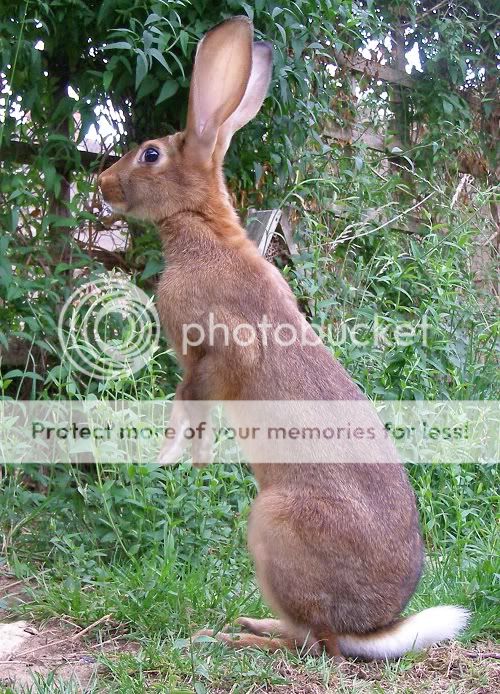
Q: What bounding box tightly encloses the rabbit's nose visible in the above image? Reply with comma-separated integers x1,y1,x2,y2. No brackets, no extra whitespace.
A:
98,173,111,202
98,172,126,210
98,173,113,200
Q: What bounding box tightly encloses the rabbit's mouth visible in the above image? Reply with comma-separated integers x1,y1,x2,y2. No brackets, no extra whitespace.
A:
98,174,128,212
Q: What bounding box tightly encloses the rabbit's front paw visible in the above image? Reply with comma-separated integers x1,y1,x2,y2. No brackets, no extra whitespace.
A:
157,420,189,465
191,431,214,467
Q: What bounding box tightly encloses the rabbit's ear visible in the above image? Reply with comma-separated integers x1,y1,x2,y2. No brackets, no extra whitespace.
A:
184,16,253,163
215,42,273,159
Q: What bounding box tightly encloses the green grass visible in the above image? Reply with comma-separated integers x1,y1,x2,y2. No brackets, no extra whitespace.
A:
1,457,498,692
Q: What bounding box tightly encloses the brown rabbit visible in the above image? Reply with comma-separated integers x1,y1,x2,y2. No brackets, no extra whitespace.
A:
98,16,469,659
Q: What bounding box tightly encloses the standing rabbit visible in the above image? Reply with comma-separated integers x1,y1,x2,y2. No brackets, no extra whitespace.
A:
98,16,469,658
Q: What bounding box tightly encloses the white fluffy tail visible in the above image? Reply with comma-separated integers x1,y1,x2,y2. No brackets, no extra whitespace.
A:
338,606,470,660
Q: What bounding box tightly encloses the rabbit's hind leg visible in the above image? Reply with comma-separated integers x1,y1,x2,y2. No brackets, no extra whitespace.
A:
315,628,344,658
157,397,190,465
192,625,319,654
237,617,322,655
236,617,284,636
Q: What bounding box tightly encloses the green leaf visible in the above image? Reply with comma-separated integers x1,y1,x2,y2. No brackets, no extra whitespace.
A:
142,258,164,280
103,41,132,51
42,162,58,193
97,0,115,25
142,30,153,53
275,23,287,46
55,262,78,273
45,215,79,228
241,3,254,20
167,50,185,78
192,634,216,644
179,30,189,56
7,285,24,300
4,370,43,381
254,162,263,186
103,70,113,91
145,13,162,26
135,51,148,89
0,257,12,286
149,48,171,73
137,75,159,102
10,207,19,232
442,98,453,115
0,236,9,254
156,80,178,104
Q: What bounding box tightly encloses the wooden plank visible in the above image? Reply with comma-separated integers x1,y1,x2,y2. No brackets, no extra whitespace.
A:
324,123,401,152
390,17,411,150
246,209,282,255
0,337,41,368
333,50,414,88
325,124,488,177
329,203,424,235
279,208,299,255
1,140,119,169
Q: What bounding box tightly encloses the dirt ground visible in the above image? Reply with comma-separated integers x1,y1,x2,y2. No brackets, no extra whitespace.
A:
0,572,138,691
242,645,500,694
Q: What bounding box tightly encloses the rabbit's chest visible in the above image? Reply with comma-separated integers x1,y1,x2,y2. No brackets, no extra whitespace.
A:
156,265,220,349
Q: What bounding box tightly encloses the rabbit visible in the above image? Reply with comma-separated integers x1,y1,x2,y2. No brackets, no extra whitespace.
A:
98,16,469,659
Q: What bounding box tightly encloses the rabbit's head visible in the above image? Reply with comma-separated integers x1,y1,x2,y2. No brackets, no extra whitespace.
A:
98,17,272,224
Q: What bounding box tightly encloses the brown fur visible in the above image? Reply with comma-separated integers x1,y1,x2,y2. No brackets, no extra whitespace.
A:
98,17,424,658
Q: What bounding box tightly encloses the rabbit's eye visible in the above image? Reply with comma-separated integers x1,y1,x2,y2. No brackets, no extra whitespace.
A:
142,147,160,163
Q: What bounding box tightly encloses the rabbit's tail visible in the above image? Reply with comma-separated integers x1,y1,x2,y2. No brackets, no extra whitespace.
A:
338,606,470,660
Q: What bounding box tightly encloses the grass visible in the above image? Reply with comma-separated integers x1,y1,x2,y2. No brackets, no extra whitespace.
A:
0,456,498,692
